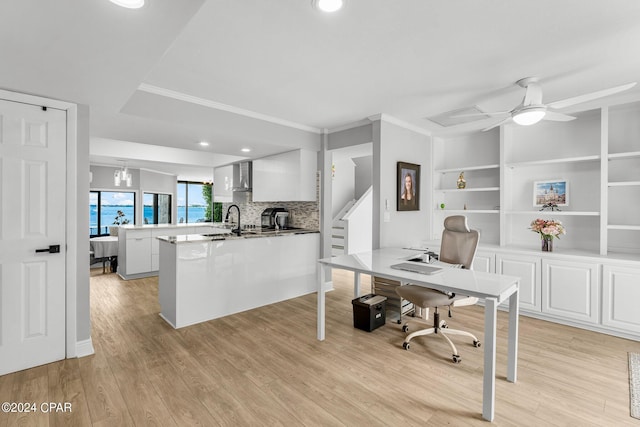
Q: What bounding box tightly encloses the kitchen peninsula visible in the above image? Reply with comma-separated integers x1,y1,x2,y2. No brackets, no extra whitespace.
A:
157,228,319,328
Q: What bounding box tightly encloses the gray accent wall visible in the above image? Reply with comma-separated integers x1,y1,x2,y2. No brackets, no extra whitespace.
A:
375,120,431,249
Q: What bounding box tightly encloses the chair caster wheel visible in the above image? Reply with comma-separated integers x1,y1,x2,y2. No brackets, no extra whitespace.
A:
396,319,402,324
403,342,410,350
402,324,409,333
473,340,481,348
452,355,461,363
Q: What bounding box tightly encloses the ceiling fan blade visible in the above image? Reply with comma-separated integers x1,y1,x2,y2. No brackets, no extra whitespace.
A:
482,117,512,132
450,111,509,118
547,82,637,110
542,111,576,122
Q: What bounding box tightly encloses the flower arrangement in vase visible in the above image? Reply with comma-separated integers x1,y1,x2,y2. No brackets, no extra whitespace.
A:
529,218,566,252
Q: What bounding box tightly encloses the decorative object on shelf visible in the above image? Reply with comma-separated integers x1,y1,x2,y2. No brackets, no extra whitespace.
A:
464,203,467,210
539,202,562,211
456,172,466,189
110,210,130,236
397,161,420,211
529,218,566,252
534,179,568,207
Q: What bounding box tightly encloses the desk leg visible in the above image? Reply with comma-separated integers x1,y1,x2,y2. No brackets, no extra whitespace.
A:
482,298,497,422
353,271,361,298
507,287,519,383
317,264,326,341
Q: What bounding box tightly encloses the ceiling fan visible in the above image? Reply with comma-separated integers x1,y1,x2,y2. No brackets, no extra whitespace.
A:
453,77,637,131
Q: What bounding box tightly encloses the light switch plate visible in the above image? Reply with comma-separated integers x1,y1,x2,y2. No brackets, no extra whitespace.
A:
383,212,391,222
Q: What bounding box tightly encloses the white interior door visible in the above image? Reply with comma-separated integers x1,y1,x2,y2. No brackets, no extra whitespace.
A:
0,99,66,375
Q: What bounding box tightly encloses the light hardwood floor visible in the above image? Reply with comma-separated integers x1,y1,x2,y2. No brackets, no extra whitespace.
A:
1,268,639,426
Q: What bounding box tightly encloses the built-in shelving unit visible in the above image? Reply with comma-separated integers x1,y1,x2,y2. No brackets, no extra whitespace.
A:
606,101,640,256
431,101,640,258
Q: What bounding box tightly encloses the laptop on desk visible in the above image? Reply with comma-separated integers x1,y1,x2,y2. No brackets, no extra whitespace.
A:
390,262,443,275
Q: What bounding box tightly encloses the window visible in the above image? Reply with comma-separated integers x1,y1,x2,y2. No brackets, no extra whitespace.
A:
90,191,136,237
143,193,172,224
177,181,213,223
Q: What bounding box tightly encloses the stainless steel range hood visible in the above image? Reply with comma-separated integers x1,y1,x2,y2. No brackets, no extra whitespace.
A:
232,161,252,192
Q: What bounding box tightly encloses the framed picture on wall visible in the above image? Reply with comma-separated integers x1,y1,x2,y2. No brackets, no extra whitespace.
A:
533,179,569,207
397,161,420,211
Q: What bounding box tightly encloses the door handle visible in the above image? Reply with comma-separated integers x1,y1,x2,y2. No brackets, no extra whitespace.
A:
35,245,61,254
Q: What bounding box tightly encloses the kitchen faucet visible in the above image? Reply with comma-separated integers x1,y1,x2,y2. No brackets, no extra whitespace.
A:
225,204,242,236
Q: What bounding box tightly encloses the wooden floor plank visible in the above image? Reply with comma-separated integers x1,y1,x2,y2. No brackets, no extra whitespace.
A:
2,267,639,426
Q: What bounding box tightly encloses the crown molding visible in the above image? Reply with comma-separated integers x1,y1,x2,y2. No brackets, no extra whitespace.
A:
328,118,372,134
137,83,322,134
368,113,432,137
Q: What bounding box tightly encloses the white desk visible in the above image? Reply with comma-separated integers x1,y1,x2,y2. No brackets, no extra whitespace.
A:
317,248,520,422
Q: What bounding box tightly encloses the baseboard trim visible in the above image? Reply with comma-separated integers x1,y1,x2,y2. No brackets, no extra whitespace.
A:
75,338,95,358
324,281,334,292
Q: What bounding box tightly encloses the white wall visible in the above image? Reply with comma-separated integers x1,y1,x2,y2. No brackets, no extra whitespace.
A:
76,105,91,345
374,119,431,249
331,157,355,219
353,155,372,199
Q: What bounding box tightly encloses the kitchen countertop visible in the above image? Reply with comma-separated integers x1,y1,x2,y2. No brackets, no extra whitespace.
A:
120,222,226,230
157,228,319,244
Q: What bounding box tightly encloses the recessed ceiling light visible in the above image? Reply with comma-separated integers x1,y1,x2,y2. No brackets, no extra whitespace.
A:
241,148,251,152
199,141,210,147
109,0,145,9
312,0,345,13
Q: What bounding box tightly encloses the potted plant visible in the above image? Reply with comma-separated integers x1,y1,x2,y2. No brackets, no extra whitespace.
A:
109,210,130,236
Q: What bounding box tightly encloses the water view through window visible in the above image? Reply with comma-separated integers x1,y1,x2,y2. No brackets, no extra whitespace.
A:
90,191,135,236
177,181,212,223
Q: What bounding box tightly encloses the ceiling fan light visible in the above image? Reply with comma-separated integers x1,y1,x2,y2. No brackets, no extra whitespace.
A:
312,0,345,13
513,108,546,126
109,0,145,9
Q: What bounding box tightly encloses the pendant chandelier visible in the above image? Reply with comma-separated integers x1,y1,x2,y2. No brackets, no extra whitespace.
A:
114,165,132,187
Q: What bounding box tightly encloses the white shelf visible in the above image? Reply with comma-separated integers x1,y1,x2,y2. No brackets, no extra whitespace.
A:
608,151,640,160
505,155,600,168
435,209,499,214
435,164,500,174
608,181,640,187
506,210,600,217
436,187,500,193
608,225,640,231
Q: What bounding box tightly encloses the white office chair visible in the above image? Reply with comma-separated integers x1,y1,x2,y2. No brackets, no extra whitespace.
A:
396,215,481,363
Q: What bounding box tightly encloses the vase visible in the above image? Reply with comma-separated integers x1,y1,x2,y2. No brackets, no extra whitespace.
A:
541,236,553,252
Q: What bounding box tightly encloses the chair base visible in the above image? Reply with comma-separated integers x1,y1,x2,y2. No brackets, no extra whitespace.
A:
401,309,480,363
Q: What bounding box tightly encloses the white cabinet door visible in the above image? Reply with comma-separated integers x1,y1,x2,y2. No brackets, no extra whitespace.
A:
126,237,152,275
252,149,317,201
497,254,541,312
213,165,233,202
602,264,640,335
542,259,599,324
473,251,495,273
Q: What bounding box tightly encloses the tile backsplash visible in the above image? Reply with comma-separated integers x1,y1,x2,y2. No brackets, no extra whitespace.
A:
222,191,319,230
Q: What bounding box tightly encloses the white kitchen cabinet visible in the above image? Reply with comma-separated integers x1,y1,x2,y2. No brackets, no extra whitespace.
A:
125,230,152,275
497,253,541,312
252,149,317,202
213,164,233,202
541,259,599,324
472,250,495,273
118,224,225,279
602,264,640,335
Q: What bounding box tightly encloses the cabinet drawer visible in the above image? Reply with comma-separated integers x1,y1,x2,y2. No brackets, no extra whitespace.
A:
126,229,152,240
